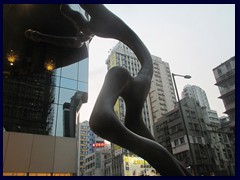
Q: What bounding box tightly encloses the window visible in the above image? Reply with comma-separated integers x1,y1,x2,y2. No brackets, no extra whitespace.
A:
226,62,232,71
189,122,193,129
174,139,179,146
197,137,202,144
192,136,196,143
61,62,78,80
171,126,177,133
180,137,185,144
194,124,199,130
217,68,222,76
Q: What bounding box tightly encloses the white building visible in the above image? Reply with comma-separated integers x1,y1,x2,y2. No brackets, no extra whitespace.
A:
182,85,210,109
150,55,176,123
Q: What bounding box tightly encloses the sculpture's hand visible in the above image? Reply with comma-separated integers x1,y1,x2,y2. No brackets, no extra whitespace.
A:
59,4,129,40
24,4,127,49
79,4,124,38
24,4,93,49
25,28,90,48
59,4,93,39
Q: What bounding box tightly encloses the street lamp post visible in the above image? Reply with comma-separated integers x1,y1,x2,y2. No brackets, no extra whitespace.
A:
172,73,197,176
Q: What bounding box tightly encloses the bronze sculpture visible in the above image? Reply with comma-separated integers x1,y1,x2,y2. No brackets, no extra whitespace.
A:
24,4,192,176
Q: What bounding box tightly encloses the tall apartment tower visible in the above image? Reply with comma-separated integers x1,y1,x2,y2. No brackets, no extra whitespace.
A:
150,55,177,123
78,121,89,176
182,85,210,109
77,120,105,176
213,56,235,124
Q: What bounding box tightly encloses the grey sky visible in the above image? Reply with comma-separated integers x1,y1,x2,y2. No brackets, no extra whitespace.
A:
80,4,235,121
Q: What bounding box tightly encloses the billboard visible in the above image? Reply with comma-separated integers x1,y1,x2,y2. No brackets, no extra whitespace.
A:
123,156,158,176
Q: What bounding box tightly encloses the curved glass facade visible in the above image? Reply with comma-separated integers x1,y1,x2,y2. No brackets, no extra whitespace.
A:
3,4,89,137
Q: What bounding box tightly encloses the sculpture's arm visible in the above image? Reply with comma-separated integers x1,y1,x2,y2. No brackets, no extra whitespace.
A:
25,29,91,48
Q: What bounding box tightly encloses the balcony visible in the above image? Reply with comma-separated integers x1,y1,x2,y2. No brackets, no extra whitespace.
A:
219,85,235,97
215,70,235,85
224,102,235,114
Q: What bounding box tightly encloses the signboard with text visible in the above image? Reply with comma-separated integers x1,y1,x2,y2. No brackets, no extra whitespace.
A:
123,156,157,176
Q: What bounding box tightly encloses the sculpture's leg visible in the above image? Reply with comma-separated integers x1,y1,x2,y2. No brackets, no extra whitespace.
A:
90,66,186,176
123,94,192,176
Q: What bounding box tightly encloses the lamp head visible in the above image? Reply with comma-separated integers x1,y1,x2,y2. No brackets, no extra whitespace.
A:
184,75,191,79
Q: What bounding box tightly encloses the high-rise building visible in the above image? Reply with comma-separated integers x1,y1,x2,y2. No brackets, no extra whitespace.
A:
204,116,235,176
150,55,176,123
182,85,210,109
181,84,221,133
3,4,89,176
154,97,235,176
154,97,216,176
213,56,235,126
77,120,106,176
180,83,235,173
212,57,235,175
78,121,89,176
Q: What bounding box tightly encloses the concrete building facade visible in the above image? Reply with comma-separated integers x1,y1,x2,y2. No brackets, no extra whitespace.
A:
213,56,235,126
84,148,112,176
150,55,176,123
182,85,210,109
77,120,106,176
212,56,235,176
78,121,89,176
154,97,235,176
154,97,212,175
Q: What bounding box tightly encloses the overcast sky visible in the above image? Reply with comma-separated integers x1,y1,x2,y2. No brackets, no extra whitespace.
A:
79,4,235,122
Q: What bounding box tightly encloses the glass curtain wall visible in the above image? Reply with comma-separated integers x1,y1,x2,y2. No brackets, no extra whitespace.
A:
3,4,89,138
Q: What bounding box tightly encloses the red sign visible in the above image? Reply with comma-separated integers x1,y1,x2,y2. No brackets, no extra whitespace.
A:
92,142,105,148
